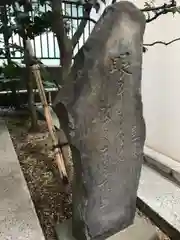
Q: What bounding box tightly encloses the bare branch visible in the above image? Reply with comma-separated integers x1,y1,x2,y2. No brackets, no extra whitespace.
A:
144,37,180,47
109,1,178,23
141,1,176,12
71,5,92,48
146,7,176,23
63,15,96,24
141,1,178,23
0,41,24,51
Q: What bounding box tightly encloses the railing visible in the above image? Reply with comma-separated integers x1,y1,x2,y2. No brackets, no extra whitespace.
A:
0,0,96,66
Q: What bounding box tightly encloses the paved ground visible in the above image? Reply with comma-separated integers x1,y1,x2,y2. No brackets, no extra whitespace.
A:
0,119,45,240
138,165,180,234
144,145,180,186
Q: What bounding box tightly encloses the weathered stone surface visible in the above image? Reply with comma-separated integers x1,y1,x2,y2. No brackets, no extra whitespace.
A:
53,1,146,240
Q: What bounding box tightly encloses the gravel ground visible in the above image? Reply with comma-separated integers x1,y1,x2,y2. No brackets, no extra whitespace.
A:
5,114,169,240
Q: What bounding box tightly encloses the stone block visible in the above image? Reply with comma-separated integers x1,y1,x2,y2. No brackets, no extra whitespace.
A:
53,1,146,239
56,215,159,240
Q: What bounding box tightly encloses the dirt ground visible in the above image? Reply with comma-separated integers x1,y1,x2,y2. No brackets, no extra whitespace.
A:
5,114,169,240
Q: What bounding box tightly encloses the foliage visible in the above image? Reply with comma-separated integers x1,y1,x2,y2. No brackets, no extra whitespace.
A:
0,60,21,92
1,61,21,79
0,0,180,93
40,64,57,89
0,0,102,40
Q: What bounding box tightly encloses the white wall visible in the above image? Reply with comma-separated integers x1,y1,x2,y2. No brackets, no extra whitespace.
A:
93,0,180,163
140,0,180,163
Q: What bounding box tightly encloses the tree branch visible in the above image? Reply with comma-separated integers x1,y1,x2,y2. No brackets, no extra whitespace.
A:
63,15,96,24
141,1,178,23
71,4,92,48
144,37,180,47
141,1,176,12
51,0,71,66
109,0,178,23
146,7,177,23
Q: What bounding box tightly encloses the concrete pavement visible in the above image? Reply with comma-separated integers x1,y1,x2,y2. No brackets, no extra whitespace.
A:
0,119,45,240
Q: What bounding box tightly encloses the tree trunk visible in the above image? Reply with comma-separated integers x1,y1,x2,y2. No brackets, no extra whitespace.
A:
51,0,72,81
26,65,39,131
13,1,39,130
21,35,39,131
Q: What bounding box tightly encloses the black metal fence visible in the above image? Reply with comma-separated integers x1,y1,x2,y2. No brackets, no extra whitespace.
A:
0,0,95,66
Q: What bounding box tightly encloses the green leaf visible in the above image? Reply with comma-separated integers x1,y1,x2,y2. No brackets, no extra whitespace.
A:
0,26,4,34
39,0,48,6
16,12,32,27
6,27,13,39
2,61,21,79
176,6,180,13
43,80,56,88
18,0,33,11
11,50,16,57
0,48,5,56
26,12,52,38
94,2,100,13
0,26,13,39
0,78,15,83
0,67,3,75
143,46,148,53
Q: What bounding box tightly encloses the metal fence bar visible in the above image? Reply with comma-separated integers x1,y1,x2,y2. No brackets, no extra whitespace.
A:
45,5,50,58
53,33,56,58
0,1,95,64
77,5,80,51
31,1,37,57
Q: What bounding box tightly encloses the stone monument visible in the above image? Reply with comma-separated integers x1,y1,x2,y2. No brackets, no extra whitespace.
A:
54,1,147,239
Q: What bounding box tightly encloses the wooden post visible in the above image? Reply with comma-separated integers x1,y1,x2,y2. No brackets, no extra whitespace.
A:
32,64,68,183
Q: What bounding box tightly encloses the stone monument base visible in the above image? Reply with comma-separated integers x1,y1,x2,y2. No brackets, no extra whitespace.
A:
55,214,159,240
